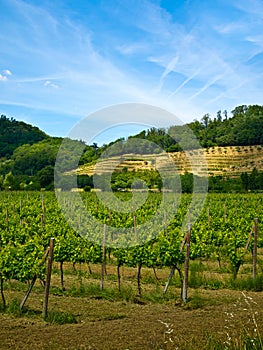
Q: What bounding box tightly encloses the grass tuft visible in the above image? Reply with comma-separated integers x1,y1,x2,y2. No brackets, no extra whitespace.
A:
5,298,23,316
183,290,207,309
228,274,263,291
45,311,77,324
66,282,138,303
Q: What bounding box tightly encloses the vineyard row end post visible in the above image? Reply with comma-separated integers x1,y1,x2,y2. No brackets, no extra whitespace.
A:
253,218,258,280
42,237,55,319
182,223,191,303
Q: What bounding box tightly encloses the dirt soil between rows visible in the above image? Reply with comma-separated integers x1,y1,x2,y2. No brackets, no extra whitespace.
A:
0,288,262,350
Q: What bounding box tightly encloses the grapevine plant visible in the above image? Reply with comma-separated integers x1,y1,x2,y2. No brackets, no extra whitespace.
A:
0,191,262,308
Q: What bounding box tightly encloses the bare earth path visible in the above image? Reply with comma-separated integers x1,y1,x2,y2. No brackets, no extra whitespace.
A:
0,289,262,349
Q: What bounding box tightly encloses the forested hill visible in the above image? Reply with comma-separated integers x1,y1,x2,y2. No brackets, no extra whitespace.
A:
186,104,263,148
129,104,263,152
0,114,48,158
0,104,263,191
1,104,263,158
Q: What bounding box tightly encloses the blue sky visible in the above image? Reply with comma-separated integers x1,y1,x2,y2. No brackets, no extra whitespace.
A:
0,0,263,144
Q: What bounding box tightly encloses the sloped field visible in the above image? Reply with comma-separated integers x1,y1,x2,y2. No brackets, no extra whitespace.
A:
76,145,263,177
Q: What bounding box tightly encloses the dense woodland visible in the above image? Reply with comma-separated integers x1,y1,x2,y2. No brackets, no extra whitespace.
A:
0,104,263,192
0,115,48,158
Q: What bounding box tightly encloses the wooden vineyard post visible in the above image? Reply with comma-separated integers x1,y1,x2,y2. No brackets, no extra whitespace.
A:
182,223,191,303
163,266,175,294
41,194,45,222
133,214,137,240
164,209,167,235
100,224,106,290
163,231,188,295
137,264,142,296
117,263,121,292
0,276,6,310
41,214,44,230
244,229,253,253
253,218,258,280
42,238,55,319
20,275,37,310
20,247,50,310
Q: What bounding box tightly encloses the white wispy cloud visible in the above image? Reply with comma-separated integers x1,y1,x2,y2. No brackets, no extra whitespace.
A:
44,80,59,89
138,0,263,114
3,69,12,76
167,69,201,100
0,69,12,81
233,0,263,18
188,75,224,101
0,0,262,139
157,55,179,91
214,22,245,35
0,74,7,82
116,43,148,55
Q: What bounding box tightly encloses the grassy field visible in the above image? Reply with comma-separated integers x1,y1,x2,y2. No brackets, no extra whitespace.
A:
0,261,262,350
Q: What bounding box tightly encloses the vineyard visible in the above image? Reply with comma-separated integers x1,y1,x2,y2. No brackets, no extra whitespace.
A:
76,145,263,178
0,191,263,349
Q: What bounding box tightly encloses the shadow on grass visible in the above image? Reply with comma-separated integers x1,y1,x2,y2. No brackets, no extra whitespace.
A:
0,298,77,325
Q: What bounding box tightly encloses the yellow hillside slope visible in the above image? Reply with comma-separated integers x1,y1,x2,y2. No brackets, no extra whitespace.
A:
76,145,263,177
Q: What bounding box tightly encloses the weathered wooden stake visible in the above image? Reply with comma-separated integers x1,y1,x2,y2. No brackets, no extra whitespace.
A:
20,275,37,310
253,218,258,280
100,224,107,290
42,238,55,319
41,214,44,229
20,247,50,310
117,264,121,292
60,261,65,291
182,223,191,303
41,194,45,211
163,266,175,294
41,194,45,223
109,210,112,226
0,276,6,309
134,215,137,240
164,210,167,235
164,217,190,296
137,264,142,296
244,227,254,253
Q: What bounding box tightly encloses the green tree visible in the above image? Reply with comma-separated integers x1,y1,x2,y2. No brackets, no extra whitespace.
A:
37,165,55,189
0,175,4,190
241,172,249,191
217,110,222,122
181,171,193,193
201,113,211,128
0,114,48,158
3,172,15,190
249,168,258,191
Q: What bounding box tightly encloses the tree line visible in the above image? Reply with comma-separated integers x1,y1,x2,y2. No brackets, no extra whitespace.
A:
0,104,263,192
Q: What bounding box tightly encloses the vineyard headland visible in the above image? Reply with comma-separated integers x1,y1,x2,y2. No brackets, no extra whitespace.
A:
0,191,262,349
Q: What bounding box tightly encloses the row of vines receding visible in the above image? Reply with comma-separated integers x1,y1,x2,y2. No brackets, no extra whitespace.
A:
0,191,262,308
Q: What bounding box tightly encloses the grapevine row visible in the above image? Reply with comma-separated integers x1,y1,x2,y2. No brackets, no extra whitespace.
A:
0,191,262,302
